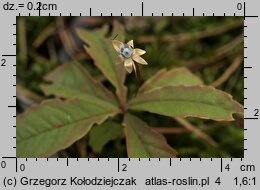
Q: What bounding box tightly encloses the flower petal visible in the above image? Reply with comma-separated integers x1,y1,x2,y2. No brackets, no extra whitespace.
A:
134,48,146,56
127,40,134,48
124,58,134,73
112,40,123,52
132,56,148,65
115,55,124,64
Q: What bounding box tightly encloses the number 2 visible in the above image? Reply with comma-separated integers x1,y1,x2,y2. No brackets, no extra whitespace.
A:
122,164,127,171
1,59,6,66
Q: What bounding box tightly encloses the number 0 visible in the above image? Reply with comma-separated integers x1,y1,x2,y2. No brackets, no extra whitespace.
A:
20,164,25,171
1,161,6,168
237,3,243,10
27,2,33,10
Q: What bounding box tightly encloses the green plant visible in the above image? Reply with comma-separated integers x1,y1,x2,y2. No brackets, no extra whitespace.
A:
17,21,243,158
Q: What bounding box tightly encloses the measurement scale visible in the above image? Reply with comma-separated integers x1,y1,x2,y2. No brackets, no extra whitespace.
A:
0,0,259,189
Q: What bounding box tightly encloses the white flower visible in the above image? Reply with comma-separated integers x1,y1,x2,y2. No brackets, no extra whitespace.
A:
112,40,148,73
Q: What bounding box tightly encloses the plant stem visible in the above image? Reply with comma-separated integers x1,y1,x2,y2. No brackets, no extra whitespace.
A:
134,62,142,87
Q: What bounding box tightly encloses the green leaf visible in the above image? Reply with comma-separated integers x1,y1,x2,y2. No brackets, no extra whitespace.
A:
138,67,203,94
76,21,127,104
17,98,119,157
129,86,243,121
123,113,177,158
41,62,118,105
89,121,124,153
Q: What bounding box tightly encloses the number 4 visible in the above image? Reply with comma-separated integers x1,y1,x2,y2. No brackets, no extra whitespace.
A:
225,164,230,171
215,177,221,185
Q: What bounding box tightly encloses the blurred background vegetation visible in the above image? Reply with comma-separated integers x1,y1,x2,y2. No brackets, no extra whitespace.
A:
17,16,244,158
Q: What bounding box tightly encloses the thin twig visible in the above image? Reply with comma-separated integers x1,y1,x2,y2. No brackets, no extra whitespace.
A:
17,85,43,106
32,22,56,49
154,127,189,134
47,40,58,63
112,33,118,40
56,17,78,59
211,56,242,87
137,19,243,44
175,117,219,148
186,34,243,71
225,64,243,93
76,139,88,158
18,17,27,69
